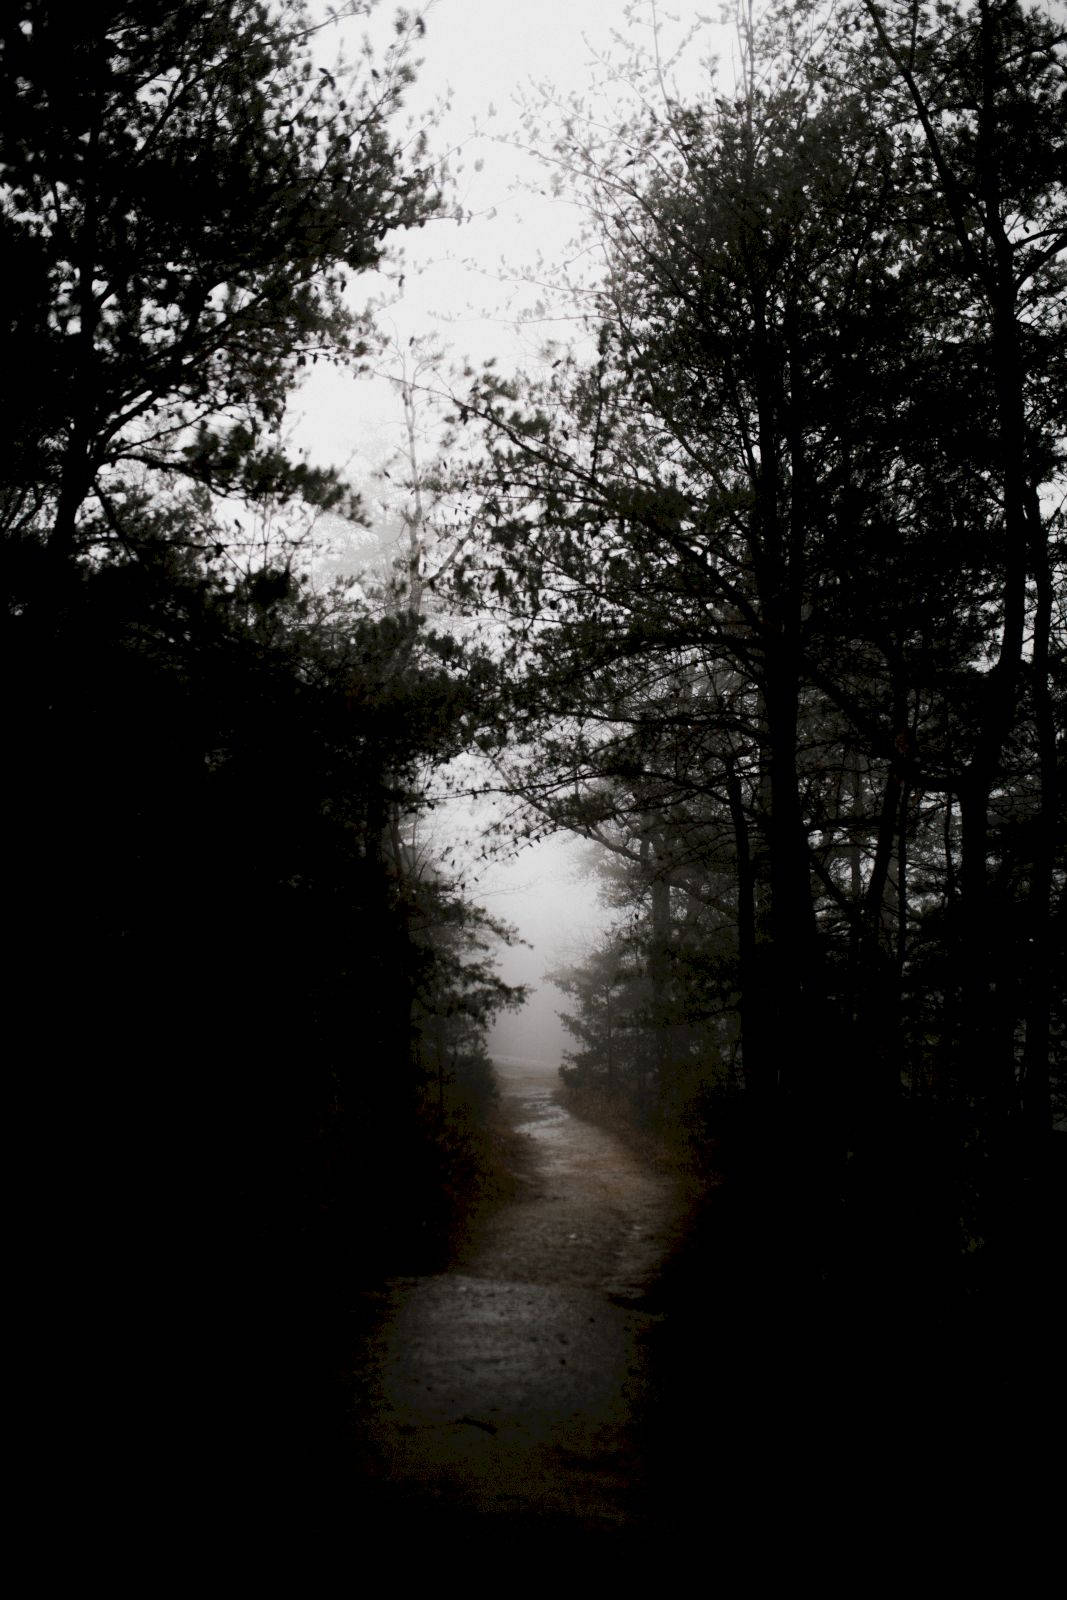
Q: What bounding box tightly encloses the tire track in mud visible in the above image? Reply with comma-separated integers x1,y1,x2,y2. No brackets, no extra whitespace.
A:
352,1060,688,1537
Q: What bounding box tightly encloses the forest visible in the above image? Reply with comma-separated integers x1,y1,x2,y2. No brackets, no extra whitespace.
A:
3,0,1062,1547
448,0,1065,1531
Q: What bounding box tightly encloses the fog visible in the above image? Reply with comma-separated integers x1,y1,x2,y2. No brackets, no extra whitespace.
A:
474,830,613,1066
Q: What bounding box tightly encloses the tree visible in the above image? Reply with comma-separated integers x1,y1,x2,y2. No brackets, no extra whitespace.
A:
453,14,913,1095
446,0,1064,1215
0,5,537,1480
552,841,741,1119
552,939,644,1097
0,0,436,553
849,0,1067,1131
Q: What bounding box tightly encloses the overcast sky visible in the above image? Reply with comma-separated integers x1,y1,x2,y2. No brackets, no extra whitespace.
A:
298,0,732,465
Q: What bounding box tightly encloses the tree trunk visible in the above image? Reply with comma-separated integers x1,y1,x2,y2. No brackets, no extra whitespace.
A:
1021,505,1055,1138
650,850,672,1107
726,758,759,1098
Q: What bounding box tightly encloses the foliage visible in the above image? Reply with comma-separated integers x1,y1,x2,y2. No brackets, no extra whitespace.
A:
0,0,438,549
444,0,1066,1261
1,6,524,1452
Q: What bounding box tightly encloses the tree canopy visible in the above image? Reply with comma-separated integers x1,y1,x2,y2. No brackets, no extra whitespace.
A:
1,0,437,549
448,0,1065,1230
1,4,526,1464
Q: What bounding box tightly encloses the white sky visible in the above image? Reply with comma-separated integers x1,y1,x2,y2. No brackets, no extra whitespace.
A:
294,1,734,1061
296,0,733,476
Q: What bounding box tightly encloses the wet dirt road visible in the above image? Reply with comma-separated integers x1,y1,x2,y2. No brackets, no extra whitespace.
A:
352,1060,688,1538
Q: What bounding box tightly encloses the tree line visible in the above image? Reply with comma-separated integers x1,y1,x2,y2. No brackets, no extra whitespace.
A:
448,0,1064,1291
1,0,526,1462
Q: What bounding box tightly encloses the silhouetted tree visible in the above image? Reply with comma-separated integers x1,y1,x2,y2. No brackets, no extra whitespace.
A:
0,0,435,550
446,0,1064,1258
0,6,527,1476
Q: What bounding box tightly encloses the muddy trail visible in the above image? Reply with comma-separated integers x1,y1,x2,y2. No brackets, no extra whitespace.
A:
349,1060,690,1545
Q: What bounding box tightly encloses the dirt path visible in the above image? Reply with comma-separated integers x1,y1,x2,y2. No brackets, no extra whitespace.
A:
352,1060,688,1538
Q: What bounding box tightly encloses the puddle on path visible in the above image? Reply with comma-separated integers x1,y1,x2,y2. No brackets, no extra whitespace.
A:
352,1061,687,1535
